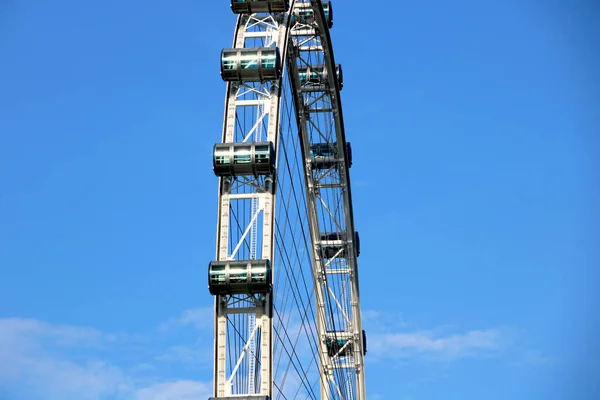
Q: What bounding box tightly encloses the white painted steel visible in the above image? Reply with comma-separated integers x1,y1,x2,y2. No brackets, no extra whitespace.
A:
212,1,365,399
286,1,366,398
214,9,292,398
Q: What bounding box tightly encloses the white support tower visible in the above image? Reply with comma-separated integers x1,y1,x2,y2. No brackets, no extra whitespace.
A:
208,1,366,399
212,8,291,397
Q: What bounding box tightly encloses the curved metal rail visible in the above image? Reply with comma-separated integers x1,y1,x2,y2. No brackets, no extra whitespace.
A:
287,1,365,398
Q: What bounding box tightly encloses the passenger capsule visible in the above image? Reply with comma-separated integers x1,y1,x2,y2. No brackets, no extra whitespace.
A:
208,260,272,296
230,0,289,14
325,337,352,357
291,1,333,28
213,141,275,177
319,231,360,259
309,141,352,169
297,64,342,91
221,48,281,82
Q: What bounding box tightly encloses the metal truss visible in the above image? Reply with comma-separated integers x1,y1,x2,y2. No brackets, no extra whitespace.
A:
214,8,293,398
285,1,366,399
212,1,365,399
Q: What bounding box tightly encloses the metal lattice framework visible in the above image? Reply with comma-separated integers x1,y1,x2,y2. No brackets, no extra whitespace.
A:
209,1,365,399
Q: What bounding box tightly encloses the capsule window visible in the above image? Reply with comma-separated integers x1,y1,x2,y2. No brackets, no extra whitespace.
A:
209,263,226,285
318,231,360,259
240,53,259,70
251,266,267,283
310,143,336,169
234,154,251,165
255,144,270,164
325,337,352,357
228,264,247,284
261,50,277,68
233,145,252,165
222,54,237,71
214,148,231,166
310,143,335,157
215,155,229,165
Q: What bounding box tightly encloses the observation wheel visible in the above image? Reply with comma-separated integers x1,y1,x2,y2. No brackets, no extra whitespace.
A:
208,1,366,399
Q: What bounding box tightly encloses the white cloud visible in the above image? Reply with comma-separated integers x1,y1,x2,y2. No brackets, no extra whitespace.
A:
0,318,130,399
361,309,525,363
18,358,129,400
0,317,104,348
368,328,507,361
362,309,411,333
159,307,214,332
0,317,211,400
156,344,212,365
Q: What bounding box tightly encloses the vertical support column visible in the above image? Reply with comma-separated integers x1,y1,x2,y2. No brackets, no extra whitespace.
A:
211,7,291,400
261,179,274,398
214,192,231,397
258,295,272,396
215,298,228,397
350,263,366,400
317,279,333,400
218,196,231,260
225,86,237,143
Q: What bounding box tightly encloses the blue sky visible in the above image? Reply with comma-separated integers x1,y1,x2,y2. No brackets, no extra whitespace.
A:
0,1,598,399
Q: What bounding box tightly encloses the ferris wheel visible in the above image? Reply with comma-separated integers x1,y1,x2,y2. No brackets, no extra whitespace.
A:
207,1,366,399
